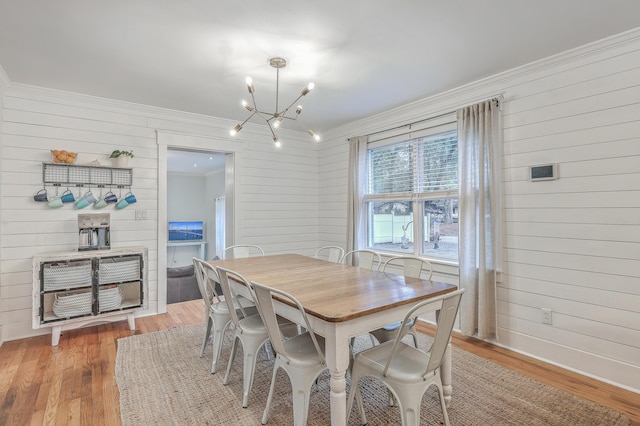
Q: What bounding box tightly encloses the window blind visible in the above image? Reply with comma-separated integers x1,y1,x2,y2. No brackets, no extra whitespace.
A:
366,129,457,196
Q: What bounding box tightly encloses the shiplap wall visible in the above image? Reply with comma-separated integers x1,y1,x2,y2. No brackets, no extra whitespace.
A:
318,30,640,392
0,67,6,344
0,85,319,342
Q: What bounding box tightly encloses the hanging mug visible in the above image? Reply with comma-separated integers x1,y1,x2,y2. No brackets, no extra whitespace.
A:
75,190,96,209
104,191,118,204
60,189,75,203
48,196,63,209
33,189,48,202
124,191,137,205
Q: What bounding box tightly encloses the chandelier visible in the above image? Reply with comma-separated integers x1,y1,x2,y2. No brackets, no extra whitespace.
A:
229,57,320,148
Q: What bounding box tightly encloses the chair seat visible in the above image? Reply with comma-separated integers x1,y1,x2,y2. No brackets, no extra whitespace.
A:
282,333,326,366
356,341,429,383
238,314,267,333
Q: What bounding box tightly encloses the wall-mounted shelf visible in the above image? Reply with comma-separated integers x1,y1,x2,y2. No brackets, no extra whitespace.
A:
42,162,133,188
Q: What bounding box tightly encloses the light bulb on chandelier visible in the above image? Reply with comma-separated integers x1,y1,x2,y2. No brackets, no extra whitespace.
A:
229,57,320,147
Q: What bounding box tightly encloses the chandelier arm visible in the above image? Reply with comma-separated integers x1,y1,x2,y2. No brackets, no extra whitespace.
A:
249,91,260,114
255,110,276,123
240,111,257,127
266,120,277,139
279,93,306,119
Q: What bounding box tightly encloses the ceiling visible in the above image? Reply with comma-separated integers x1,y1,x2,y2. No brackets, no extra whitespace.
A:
167,149,225,174
1,1,640,139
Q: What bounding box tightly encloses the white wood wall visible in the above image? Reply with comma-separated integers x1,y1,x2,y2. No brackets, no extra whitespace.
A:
0,66,6,344
317,29,640,392
0,85,319,342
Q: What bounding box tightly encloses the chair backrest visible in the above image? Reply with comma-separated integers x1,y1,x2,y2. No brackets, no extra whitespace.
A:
314,246,345,263
382,288,465,378
342,249,381,271
250,280,325,365
381,255,433,280
215,266,254,327
193,257,221,309
224,244,264,259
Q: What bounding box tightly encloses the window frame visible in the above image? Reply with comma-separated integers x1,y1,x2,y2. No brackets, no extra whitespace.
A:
362,121,459,263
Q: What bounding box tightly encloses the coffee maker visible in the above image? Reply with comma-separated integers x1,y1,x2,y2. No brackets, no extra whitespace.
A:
78,213,110,251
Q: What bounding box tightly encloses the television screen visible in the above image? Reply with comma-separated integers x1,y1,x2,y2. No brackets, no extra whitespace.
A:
168,221,204,241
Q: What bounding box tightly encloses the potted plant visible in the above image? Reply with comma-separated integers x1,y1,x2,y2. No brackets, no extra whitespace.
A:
109,150,134,167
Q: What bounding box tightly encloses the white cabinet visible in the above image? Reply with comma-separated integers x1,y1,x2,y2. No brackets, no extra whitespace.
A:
33,246,148,346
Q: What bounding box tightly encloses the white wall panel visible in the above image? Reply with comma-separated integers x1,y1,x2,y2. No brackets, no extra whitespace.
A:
0,82,319,342
317,30,640,392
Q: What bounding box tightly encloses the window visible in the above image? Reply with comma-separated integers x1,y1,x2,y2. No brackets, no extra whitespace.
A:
363,125,458,262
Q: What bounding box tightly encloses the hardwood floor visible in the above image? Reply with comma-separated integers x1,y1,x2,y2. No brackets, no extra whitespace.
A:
1,300,638,425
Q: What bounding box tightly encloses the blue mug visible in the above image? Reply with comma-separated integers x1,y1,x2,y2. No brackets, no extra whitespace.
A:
124,192,137,204
61,190,75,203
104,192,118,204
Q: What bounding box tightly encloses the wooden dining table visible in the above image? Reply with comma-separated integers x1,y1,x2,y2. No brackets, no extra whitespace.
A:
209,253,457,426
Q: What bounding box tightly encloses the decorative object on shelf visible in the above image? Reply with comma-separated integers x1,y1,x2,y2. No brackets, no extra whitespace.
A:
229,56,320,148
51,150,77,164
109,150,134,167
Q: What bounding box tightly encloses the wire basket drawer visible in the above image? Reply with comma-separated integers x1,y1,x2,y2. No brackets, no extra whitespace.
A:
52,290,92,318
99,257,140,284
43,261,92,291
98,287,123,312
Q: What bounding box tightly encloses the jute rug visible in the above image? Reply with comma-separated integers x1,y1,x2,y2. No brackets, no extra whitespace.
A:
115,324,630,425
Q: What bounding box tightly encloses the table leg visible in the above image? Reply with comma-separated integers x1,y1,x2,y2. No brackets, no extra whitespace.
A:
325,330,350,426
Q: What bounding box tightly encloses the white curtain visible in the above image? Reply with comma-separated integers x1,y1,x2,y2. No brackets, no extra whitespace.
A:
457,99,502,339
346,136,368,255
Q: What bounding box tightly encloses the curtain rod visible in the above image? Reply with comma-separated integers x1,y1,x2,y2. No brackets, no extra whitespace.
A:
365,94,503,139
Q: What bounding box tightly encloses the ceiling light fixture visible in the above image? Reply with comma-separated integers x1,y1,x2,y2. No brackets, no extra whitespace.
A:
229,57,320,147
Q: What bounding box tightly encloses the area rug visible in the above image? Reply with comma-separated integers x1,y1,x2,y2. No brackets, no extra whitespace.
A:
115,324,630,425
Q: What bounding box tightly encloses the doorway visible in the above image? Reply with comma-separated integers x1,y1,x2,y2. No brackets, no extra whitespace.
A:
163,147,234,305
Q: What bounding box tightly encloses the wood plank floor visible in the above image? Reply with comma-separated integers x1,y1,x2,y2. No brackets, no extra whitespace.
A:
1,300,638,425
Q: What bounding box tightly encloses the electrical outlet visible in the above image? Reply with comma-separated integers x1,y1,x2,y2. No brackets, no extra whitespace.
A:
541,308,552,325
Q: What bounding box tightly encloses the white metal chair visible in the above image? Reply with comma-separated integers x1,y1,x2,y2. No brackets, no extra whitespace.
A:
192,258,256,374
250,280,328,426
347,288,465,426
314,245,345,263
369,256,433,347
342,249,382,271
216,266,297,408
223,244,264,259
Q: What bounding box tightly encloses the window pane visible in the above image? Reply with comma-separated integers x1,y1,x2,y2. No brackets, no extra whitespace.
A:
367,201,413,254
422,198,458,261
367,141,414,194
418,131,458,192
